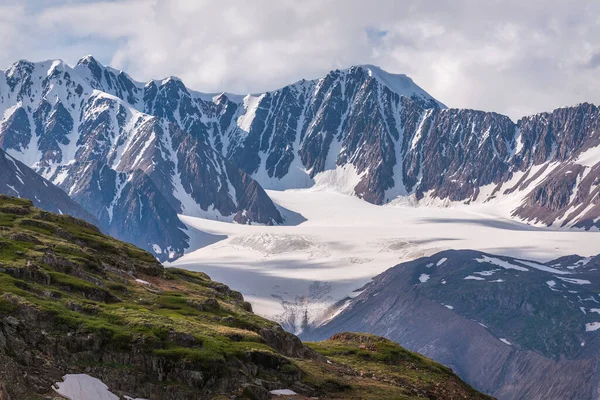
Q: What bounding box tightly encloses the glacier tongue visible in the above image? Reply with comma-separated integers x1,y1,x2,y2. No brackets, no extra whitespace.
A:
168,188,600,333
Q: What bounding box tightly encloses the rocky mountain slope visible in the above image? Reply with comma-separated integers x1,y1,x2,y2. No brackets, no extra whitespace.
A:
219,70,600,230
0,147,96,224
304,249,600,399
2,57,600,260
0,195,489,399
0,57,282,261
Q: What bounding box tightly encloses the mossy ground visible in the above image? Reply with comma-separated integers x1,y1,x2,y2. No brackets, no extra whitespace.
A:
0,196,278,372
302,333,491,399
0,195,490,399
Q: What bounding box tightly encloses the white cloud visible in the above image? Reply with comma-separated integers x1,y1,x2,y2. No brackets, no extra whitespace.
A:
1,0,600,119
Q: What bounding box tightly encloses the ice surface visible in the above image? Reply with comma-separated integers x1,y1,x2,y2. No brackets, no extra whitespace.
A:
168,189,600,332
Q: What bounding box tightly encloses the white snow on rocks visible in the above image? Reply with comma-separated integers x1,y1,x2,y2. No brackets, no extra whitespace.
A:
437,257,448,266
464,275,486,281
5,184,18,196
515,259,571,275
360,64,446,107
419,273,430,283
558,277,591,285
499,338,512,345
586,322,600,332
475,270,498,276
575,145,600,168
237,94,265,133
546,280,557,288
444,304,454,310
574,258,592,268
475,255,529,271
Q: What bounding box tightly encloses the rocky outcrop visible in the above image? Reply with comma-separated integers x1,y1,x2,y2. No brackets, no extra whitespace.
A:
0,302,302,399
306,250,600,399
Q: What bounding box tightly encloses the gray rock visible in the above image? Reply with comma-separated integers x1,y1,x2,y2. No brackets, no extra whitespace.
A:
306,249,600,399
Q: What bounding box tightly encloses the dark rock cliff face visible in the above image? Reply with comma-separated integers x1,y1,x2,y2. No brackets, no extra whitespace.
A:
305,250,600,399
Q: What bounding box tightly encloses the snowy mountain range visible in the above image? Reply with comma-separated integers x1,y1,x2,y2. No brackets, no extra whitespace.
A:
1,56,600,260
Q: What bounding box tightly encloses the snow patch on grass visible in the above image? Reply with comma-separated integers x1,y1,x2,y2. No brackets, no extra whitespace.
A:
53,374,118,400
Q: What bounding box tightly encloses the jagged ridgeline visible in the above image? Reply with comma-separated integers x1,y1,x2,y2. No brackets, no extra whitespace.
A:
3,57,600,263
0,195,490,399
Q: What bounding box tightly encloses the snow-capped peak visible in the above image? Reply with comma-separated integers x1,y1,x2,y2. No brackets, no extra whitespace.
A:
76,55,100,67
161,76,184,85
357,64,445,107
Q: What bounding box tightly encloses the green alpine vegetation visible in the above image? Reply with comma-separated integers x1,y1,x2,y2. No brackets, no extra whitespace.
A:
0,195,491,399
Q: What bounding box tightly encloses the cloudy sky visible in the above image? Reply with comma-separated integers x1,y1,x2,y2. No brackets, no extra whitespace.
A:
1,0,599,119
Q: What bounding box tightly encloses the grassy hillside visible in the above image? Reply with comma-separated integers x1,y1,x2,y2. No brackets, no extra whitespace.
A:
0,195,491,399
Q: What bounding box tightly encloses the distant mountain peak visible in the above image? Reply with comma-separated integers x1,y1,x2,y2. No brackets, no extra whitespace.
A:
76,54,100,66
355,64,446,107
